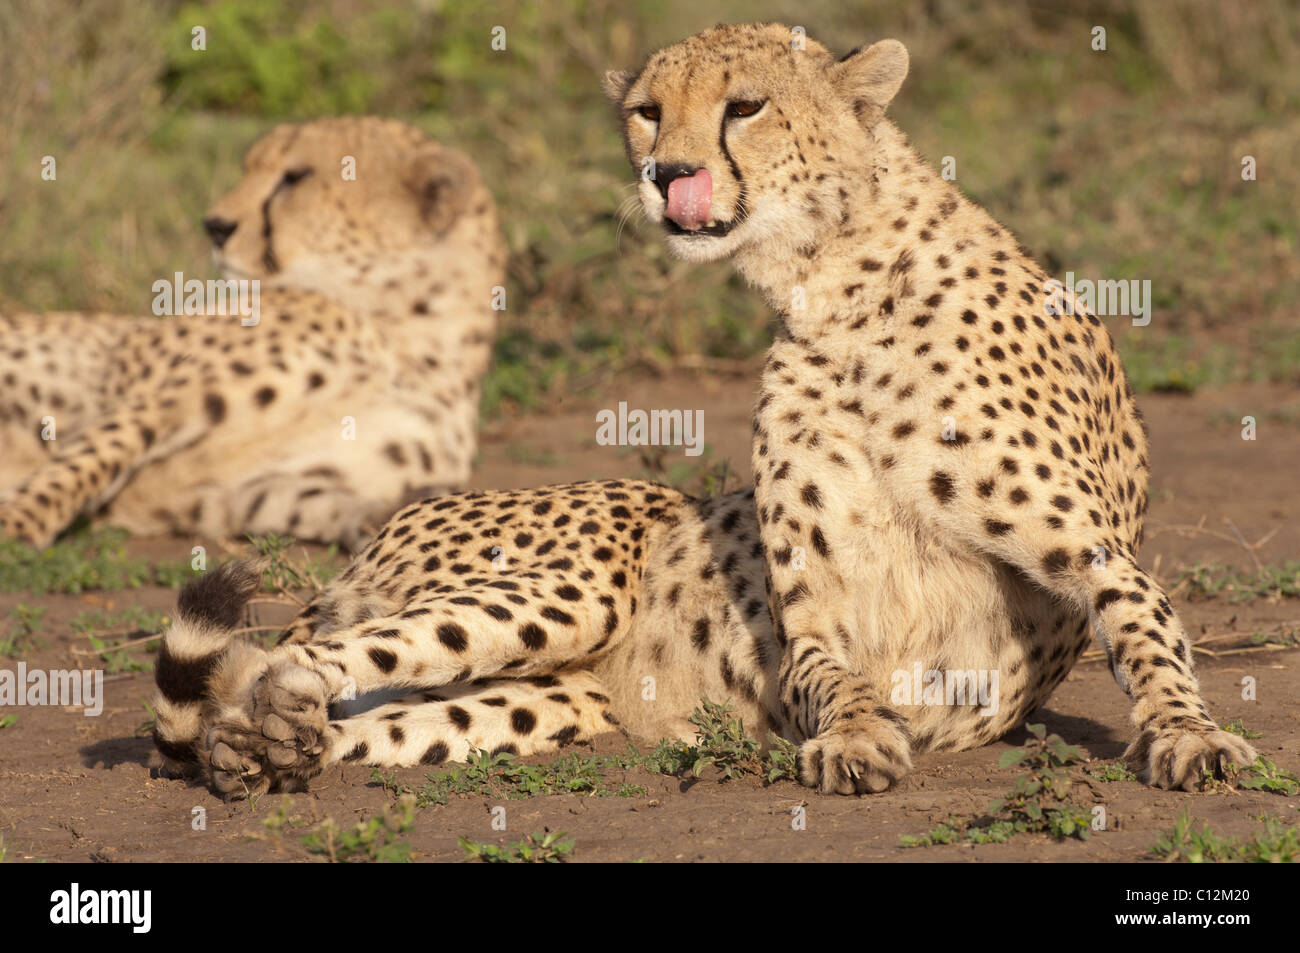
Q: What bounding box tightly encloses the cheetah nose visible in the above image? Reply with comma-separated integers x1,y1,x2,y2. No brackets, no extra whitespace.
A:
663,168,713,231
203,216,238,249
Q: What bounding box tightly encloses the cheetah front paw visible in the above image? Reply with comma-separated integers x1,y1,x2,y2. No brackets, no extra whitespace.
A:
1125,725,1257,792
0,501,51,549
799,709,913,795
205,659,332,798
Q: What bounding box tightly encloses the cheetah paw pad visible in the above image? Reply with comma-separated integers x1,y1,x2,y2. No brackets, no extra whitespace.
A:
206,660,331,798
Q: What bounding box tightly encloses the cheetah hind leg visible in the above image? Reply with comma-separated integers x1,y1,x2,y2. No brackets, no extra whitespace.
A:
325,671,620,769
199,653,621,798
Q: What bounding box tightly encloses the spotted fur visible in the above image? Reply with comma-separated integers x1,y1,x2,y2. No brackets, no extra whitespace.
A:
0,117,503,549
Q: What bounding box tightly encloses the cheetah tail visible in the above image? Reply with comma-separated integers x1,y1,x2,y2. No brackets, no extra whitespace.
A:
152,560,262,774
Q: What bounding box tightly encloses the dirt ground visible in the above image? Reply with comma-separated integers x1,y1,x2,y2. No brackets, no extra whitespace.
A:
1,371,1296,863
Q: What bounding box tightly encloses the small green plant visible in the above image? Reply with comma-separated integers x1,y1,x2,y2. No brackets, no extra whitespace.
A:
418,748,644,806
1221,719,1264,740
414,704,797,806
902,724,1092,847
135,699,156,738
764,734,801,783
300,795,415,863
1174,561,1300,603
1089,761,1139,783
0,714,18,729
1152,811,1241,862
261,797,308,834
636,446,735,498
1250,626,1300,648
244,796,308,847
1242,816,1300,862
247,533,341,594
1153,810,1300,863
370,769,413,797
0,604,45,657
1236,757,1299,796
460,830,574,863
643,698,799,782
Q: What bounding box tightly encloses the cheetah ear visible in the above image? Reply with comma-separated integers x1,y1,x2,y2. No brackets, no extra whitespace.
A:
602,70,634,104
402,145,478,234
831,39,909,127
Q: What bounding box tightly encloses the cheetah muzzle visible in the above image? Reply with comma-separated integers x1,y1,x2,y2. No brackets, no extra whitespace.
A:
0,116,503,550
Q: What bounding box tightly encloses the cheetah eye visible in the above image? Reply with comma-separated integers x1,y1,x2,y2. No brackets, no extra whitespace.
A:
635,104,661,122
725,100,765,119
280,167,314,187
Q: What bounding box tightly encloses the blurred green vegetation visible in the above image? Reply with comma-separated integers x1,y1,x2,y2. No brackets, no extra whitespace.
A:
1,0,1297,414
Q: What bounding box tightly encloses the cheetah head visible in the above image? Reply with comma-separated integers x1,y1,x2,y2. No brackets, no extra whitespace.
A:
203,117,495,303
606,23,908,265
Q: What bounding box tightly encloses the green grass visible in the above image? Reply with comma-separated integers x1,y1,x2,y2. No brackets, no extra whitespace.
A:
70,606,169,637
1249,625,1300,649
1089,761,1138,783
0,605,46,658
459,830,575,863
411,697,798,807
0,527,196,594
414,749,646,806
70,607,170,673
1173,561,1300,603
1209,404,1300,429
1115,331,1237,394
135,699,157,738
1152,810,1300,863
902,724,1093,847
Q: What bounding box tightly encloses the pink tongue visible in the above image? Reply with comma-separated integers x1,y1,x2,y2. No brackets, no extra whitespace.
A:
665,169,713,230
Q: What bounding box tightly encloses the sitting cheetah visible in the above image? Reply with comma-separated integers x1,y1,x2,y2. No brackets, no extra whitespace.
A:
154,25,1253,798
0,117,502,550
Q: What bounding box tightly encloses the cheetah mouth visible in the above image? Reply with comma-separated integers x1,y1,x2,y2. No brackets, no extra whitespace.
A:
662,217,738,238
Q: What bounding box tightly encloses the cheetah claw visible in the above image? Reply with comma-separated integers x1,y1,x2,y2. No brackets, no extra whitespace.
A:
1125,725,1257,791
799,714,913,795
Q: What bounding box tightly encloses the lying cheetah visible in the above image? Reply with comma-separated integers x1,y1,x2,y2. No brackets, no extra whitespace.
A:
154,25,1253,798
0,117,502,550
